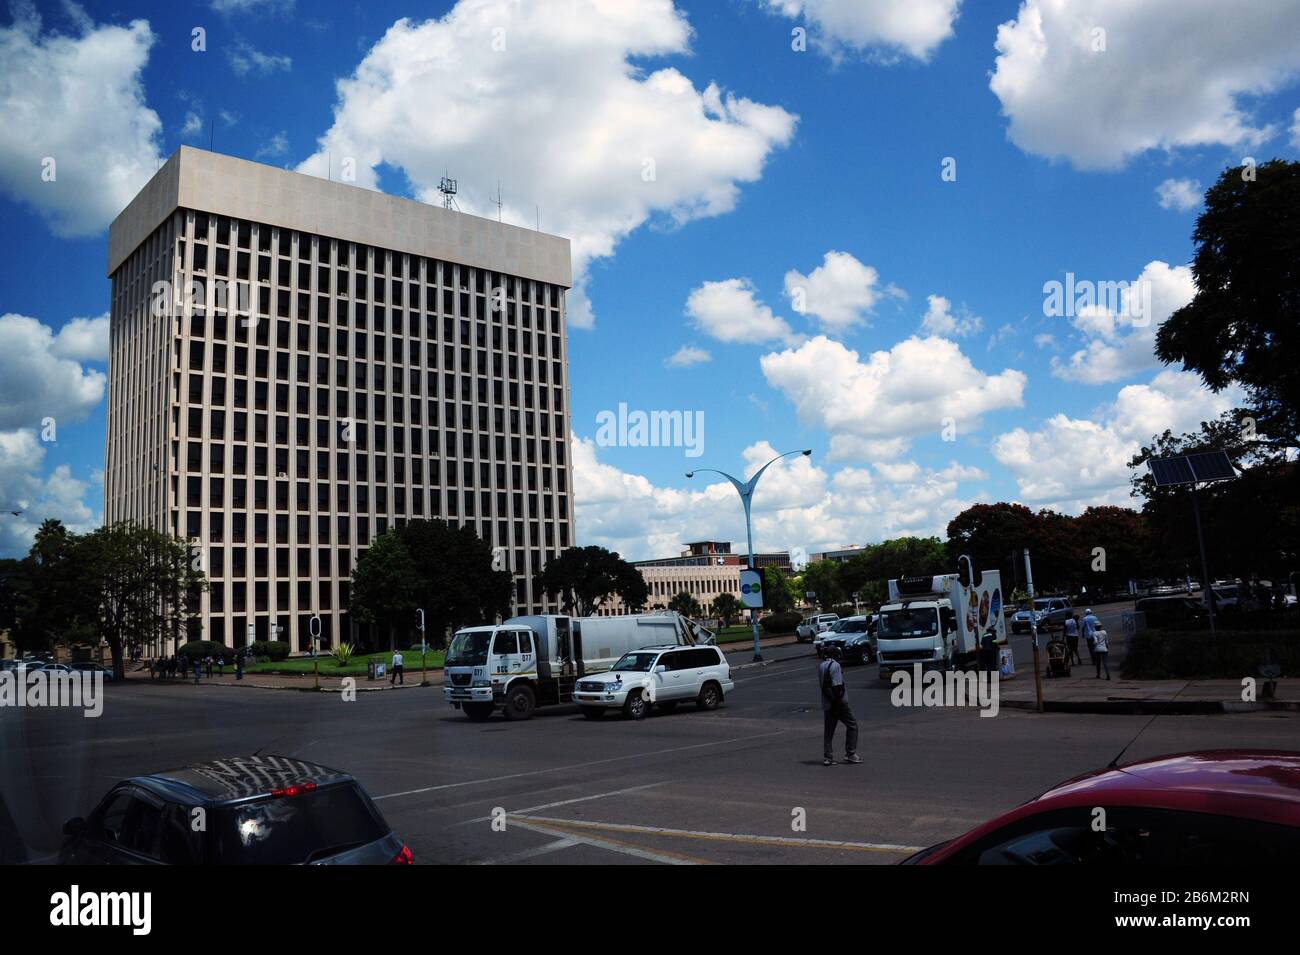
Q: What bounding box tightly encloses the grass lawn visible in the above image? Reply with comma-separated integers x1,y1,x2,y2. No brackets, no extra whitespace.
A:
715,624,795,643
246,648,444,677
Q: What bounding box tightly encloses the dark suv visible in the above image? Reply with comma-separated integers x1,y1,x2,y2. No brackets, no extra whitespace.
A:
59,755,412,865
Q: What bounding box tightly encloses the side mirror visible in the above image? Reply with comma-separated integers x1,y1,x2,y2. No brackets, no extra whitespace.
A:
63,817,85,837
654,665,667,674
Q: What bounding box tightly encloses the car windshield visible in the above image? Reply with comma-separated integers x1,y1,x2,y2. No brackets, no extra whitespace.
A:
879,608,939,638
612,652,659,672
1033,599,1052,610
210,783,389,865
445,630,492,667
840,621,868,632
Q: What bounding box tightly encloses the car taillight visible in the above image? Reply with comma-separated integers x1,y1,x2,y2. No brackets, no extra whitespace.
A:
390,844,414,865
270,782,318,798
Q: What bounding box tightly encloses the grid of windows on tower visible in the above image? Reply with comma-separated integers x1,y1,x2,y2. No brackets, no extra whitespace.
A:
104,209,574,652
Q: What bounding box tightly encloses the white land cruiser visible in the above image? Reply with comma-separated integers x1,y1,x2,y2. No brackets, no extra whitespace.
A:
572,645,734,720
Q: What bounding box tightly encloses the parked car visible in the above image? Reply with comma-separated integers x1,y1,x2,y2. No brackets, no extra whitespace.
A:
903,750,1300,865
70,662,116,681
815,615,876,664
572,644,733,720
796,613,840,643
1135,595,1208,629
1010,597,1073,634
59,755,412,865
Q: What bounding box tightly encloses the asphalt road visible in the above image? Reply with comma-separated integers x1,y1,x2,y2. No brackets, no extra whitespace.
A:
3,614,1296,865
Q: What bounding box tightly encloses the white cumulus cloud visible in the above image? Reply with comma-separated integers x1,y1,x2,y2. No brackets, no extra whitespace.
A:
989,0,1300,170
765,0,962,62
0,313,107,429
1155,177,1202,212
687,278,796,345
664,345,712,368
0,7,162,236
1050,260,1195,385
920,293,982,338
760,334,1026,445
784,250,902,333
297,1,797,329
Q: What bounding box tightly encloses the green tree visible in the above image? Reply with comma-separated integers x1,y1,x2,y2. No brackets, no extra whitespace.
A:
668,590,702,619
762,566,796,613
1128,413,1298,582
802,559,846,611
1155,159,1300,448
710,592,742,626
840,536,949,607
350,530,419,651
534,545,648,617
76,523,206,680
399,520,513,649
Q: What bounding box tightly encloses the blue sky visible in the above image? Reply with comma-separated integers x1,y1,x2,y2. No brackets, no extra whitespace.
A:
1,0,1298,560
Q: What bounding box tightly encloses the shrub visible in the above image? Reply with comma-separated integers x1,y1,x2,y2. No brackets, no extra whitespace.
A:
249,640,291,661
1122,628,1299,680
178,640,228,661
331,642,355,666
761,610,802,635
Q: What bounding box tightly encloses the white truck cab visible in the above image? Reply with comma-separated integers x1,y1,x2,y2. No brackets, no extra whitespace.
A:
876,567,1007,679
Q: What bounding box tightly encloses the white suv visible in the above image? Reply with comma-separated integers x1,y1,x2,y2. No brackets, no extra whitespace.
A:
573,645,734,720
796,613,839,643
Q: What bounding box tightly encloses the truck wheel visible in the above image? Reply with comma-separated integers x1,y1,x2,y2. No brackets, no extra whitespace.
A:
696,681,722,710
463,703,493,722
503,684,536,721
580,706,605,720
623,689,647,720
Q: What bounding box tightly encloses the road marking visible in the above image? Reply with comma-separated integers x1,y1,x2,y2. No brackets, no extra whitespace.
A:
456,781,666,825
511,818,710,865
373,730,786,800
471,837,578,865
516,815,924,855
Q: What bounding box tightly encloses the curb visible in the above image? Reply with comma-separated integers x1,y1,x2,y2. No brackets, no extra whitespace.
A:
1000,697,1299,715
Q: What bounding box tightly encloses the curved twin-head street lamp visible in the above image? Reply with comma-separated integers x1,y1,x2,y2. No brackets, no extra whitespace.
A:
687,449,812,662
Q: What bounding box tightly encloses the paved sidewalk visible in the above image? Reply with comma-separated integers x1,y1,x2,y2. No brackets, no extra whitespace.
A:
998,674,1299,713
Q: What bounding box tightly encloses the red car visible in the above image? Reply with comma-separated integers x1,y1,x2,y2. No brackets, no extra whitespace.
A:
905,750,1300,864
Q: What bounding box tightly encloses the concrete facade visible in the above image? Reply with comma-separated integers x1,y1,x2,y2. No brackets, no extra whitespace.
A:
104,147,574,653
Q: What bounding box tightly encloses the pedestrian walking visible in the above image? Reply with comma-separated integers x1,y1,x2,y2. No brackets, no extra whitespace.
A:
217,656,225,677
235,654,244,681
1093,627,1111,680
1063,614,1082,665
193,658,201,684
1082,609,1100,663
818,644,861,766
205,655,213,678
148,658,157,681
391,650,405,686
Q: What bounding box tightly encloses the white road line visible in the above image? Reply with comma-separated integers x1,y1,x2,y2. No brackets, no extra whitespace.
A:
518,815,924,854
471,837,578,865
455,781,666,825
510,818,700,865
373,730,786,800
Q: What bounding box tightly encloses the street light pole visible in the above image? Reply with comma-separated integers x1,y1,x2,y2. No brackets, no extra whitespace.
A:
417,608,428,686
687,449,812,662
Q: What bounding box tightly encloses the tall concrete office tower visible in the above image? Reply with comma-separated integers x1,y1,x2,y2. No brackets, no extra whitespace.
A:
105,147,574,652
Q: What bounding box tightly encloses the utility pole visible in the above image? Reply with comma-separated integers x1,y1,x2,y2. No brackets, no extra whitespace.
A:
1024,548,1044,713
309,615,322,691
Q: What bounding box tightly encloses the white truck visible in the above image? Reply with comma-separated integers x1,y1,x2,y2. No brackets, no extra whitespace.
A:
875,562,1007,679
442,611,706,721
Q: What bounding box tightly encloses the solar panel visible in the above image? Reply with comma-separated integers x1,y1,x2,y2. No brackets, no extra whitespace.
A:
1187,450,1237,483
1148,456,1196,487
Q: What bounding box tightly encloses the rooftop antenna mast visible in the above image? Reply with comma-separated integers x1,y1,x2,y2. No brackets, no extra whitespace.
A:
438,172,459,211
492,180,503,222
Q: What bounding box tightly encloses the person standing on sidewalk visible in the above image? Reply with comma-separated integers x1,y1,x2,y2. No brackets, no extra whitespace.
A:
391,649,404,686
818,644,861,766
1092,627,1111,680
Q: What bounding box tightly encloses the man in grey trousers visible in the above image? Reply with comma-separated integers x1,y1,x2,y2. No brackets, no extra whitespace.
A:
819,644,861,766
